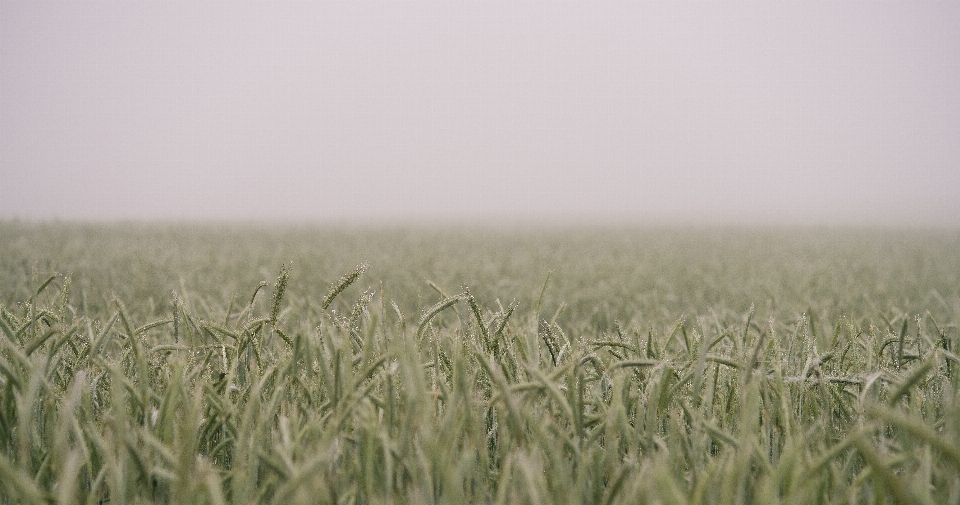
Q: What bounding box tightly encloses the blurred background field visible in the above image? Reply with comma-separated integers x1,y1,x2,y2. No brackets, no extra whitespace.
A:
3,223,959,338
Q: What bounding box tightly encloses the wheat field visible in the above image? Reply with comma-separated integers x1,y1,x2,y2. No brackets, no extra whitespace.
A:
1,222,959,504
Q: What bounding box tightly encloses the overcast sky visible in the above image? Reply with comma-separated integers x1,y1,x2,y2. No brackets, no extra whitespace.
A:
1,0,958,225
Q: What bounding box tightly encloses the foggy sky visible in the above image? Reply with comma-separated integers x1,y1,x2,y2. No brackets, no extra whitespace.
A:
2,0,958,225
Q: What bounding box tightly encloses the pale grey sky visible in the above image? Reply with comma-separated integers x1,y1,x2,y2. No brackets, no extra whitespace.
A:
1,0,958,225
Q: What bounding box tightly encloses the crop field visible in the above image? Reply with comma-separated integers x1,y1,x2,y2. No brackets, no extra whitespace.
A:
1,222,959,504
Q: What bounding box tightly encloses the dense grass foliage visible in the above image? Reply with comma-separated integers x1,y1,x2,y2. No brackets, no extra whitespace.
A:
1,223,959,504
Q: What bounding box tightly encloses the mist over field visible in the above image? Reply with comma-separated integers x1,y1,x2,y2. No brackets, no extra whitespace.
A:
3,2,960,503
2,0,960,225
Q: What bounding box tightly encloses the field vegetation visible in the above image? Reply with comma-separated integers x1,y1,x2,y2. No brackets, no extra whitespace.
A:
1,222,959,504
